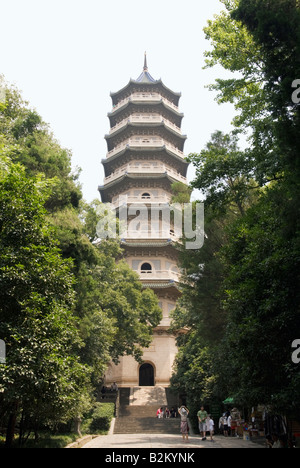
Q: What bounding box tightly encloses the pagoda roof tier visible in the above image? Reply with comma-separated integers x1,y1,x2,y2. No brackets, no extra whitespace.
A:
103,166,187,189
106,140,185,160
141,281,181,297
121,239,178,248
108,100,184,128
121,242,180,262
110,79,181,108
98,172,180,203
102,146,189,177
105,122,187,152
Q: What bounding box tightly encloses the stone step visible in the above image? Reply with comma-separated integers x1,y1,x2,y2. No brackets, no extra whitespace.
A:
119,388,131,406
113,388,180,435
114,405,181,435
114,414,180,435
130,386,168,406
119,405,161,418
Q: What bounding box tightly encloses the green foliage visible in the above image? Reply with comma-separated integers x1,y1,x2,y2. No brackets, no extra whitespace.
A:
221,184,300,412
0,432,79,449
171,181,192,204
84,403,115,434
188,131,257,215
172,0,300,418
0,157,91,443
0,80,82,212
0,80,162,446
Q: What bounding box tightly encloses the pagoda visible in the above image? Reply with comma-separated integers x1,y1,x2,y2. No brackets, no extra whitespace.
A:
99,55,189,387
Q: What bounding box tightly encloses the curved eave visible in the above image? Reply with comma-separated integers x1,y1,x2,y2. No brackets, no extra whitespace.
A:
108,99,184,123
141,280,181,291
121,240,181,257
101,146,189,176
99,171,180,194
105,122,187,152
106,120,187,140
98,173,182,203
121,239,175,248
110,79,181,106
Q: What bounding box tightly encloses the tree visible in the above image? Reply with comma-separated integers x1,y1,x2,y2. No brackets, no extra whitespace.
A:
221,185,300,414
0,80,162,445
203,0,286,186
232,0,300,181
188,131,257,216
0,79,82,212
0,154,90,447
170,134,247,411
172,0,300,417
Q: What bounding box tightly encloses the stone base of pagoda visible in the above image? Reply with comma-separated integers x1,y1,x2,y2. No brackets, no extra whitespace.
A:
104,330,177,388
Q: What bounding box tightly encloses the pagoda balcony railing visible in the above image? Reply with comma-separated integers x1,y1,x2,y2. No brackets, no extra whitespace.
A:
109,116,182,135
139,269,180,282
104,164,187,184
121,229,180,241
107,138,184,159
112,93,179,112
112,194,171,208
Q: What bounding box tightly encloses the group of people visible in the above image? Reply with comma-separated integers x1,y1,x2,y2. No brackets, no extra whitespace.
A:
156,406,178,419
178,405,215,443
219,408,241,437
101,382,119,397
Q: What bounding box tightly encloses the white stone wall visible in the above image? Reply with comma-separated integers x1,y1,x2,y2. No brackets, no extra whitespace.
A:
105,332,178,388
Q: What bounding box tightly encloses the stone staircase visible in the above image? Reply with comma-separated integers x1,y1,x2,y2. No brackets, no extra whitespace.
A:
114,387,180,435
130,386,168,406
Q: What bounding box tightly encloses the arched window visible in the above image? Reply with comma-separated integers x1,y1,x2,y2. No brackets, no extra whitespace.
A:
141,192,151,199
140,263,152,273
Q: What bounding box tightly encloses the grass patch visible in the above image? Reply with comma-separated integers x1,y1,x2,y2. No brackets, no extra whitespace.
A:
0,433,78,449
0,402,115,448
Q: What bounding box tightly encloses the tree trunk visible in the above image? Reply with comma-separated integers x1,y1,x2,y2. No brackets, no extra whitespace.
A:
5,402,19,448
74,417,82,438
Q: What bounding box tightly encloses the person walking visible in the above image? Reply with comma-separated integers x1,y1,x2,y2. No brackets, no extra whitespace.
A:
206,414,215,441
228,413,232,436
223,412,229,437
197,406,208,440
179,406,190,443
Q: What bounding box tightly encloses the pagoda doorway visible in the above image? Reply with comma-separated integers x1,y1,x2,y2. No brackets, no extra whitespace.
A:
139,363,155,386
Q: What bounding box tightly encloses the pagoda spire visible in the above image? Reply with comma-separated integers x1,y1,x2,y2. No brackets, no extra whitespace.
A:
143,52,148,71
135,52,156,83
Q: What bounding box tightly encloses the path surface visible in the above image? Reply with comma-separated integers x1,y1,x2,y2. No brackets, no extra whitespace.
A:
83,434,264,449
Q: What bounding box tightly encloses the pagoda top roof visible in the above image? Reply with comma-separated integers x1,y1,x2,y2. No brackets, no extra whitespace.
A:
110,54,181,105
135,54,157,83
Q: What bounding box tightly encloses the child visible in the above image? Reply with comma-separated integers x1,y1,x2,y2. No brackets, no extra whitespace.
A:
206,415,215,441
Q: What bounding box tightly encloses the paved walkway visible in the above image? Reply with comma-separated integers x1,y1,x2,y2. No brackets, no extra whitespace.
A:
83,434,264,449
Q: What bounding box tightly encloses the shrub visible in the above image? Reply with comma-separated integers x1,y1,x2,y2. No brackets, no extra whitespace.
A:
85,403,115,434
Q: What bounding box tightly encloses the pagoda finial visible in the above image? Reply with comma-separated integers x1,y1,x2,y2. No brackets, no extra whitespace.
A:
143,52,148,71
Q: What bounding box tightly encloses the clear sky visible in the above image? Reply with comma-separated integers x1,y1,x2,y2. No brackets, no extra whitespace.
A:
0,0,236,202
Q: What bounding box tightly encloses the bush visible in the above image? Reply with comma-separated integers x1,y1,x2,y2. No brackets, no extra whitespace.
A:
83,403,115,434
